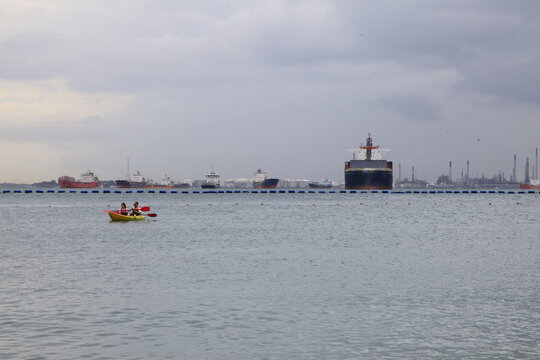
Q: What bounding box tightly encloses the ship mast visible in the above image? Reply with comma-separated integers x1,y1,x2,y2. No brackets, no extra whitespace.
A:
126,157,131,181
360,133,379,161
366,134,373,160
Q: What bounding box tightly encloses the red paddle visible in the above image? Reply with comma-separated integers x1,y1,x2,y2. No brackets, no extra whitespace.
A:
103,211,157,217
102,206,151,213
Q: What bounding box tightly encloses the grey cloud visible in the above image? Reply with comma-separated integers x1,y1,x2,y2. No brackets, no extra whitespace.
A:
458,53,540,103
377,94,440,122
334,1,540,102
1,0,539,104
0,33,73,80
0,118,122,143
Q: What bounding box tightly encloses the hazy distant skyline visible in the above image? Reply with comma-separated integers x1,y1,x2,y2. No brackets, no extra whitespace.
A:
1,0,539,183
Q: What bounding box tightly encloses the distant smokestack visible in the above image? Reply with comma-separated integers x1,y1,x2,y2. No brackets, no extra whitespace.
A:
536,148,538,179
449,161,452,182
412,166,415,182
513,154,517,182
466,160,470,184
525,157,530,184
126,157,131,181
398,162,401,182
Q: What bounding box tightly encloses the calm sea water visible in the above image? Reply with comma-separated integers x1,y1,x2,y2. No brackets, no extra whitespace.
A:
0,192,538,359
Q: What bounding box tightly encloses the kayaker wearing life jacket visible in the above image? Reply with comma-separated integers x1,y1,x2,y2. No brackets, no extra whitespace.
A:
119,202,128,215
131,201,141,216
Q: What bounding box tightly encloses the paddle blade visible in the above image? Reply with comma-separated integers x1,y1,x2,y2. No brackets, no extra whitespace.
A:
146,213,157,217
104,207,150,213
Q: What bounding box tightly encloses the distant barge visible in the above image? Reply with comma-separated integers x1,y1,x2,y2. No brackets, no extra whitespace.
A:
308,178,332,188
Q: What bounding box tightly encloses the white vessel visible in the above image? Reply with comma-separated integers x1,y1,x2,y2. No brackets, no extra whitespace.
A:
146,175,175,188
201,168,220,189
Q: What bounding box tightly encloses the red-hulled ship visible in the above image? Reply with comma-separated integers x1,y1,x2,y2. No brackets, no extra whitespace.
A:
519,156,539,189
519,179,540,189
58,171,99,188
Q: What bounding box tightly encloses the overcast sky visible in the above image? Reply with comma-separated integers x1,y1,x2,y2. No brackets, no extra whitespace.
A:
1,0,539,183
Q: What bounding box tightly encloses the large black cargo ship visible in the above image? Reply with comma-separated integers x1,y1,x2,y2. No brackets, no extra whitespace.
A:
344,134,393,190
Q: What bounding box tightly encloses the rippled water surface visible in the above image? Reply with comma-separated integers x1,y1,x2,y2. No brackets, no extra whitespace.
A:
1,192,539,359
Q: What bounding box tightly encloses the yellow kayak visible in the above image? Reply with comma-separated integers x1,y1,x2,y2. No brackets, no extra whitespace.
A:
109,212,146,222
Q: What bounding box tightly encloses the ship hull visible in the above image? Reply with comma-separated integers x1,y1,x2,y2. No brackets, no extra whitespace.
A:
109,212,145,222
58,180,99,188
115,180,147,188
344,168,393,190
308,183,332,189
253,178,279,189
201,183,220,189
519,184,540,189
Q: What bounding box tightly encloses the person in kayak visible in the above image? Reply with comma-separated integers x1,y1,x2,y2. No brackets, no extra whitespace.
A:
131,201,141,216
119,202,128,215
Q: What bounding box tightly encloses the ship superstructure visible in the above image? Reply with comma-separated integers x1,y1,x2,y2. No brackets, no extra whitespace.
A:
344,134,393,189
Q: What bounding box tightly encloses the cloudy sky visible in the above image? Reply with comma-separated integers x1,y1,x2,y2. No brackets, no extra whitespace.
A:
1,0,539,183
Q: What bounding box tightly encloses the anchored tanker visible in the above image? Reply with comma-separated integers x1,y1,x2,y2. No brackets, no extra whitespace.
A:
344,134,393,189
253,169,279,189
115,159,147,188
58,171,99,188
115,170,148,188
